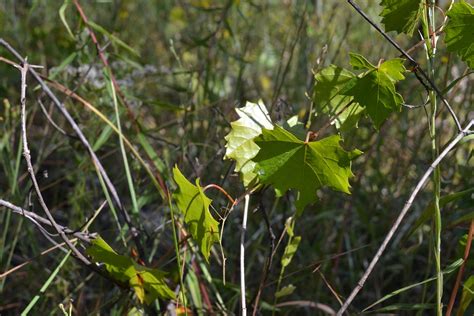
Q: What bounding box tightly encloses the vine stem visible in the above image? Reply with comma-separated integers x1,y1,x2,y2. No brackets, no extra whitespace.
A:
240,194,250,316
422,1,443,314
336,119,473,316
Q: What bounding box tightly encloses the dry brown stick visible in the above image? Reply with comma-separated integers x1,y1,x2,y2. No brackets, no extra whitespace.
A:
0,38,146,260
446,219,474,316
337,119,474,315
17,60,91,265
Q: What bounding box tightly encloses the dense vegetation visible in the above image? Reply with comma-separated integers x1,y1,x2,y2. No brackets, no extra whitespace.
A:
0,1,472,315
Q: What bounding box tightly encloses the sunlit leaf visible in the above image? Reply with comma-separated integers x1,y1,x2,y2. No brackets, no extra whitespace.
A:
253,126,361,213
173,166,219,261
86,237,174,303
224,100,273,186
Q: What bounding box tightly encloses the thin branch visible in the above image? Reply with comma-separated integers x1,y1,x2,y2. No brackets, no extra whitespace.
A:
0,199,94,243
337,119,474,315
240,194,250,316
17,60,91,265
346,0,463,133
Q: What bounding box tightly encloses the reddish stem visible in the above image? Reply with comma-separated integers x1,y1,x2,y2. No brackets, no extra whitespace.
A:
446,220,474,316
203,184,235,205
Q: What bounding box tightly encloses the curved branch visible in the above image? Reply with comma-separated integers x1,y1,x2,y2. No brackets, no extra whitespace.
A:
337,119,474,315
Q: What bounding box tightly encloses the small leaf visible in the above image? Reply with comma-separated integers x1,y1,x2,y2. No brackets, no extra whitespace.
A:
445,1,474,69
281,236,301,268
349,53,375,70
224,100,273,186
379,0,424,36
173,166,219,261
253,126,361,213
344,57,406,129
275,284,296,298
59,0,75,39
86,237,174,303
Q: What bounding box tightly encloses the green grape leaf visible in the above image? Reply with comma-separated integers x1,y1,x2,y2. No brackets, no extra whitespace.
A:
253,126,361,213
86,237,174,303
344,54,405,128
313,64,363,131
224,100,273,186
445,1,474,69
379,0,424,36
173,166,219,261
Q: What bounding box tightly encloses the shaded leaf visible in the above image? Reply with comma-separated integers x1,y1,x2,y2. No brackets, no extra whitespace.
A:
313,65,363,131
344,54,405,128
253,126,361,213
445,1,474,69
224,100,273,186
173,166,219,261
86,237,174,303
379,0,424,36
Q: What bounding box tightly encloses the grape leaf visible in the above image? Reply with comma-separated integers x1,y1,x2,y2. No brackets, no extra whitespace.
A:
253,126,361,213
224,100,273,186
313,65,363,131
445,1,474,69
173,166,219,261
86,236,174,304
379,0,424,36
343,54,405,128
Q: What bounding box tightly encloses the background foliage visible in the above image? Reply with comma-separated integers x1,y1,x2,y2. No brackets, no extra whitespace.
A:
0,0,472,315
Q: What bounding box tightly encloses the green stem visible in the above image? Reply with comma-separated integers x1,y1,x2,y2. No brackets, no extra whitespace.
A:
422,2,443,315
166,191,187,312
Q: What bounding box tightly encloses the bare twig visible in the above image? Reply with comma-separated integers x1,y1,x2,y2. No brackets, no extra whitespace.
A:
0,38,146,260
446,219,474,316
240,194,250,316
0,199,94,243
17,60,91,265
346,0,463,133
337,119,474,315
